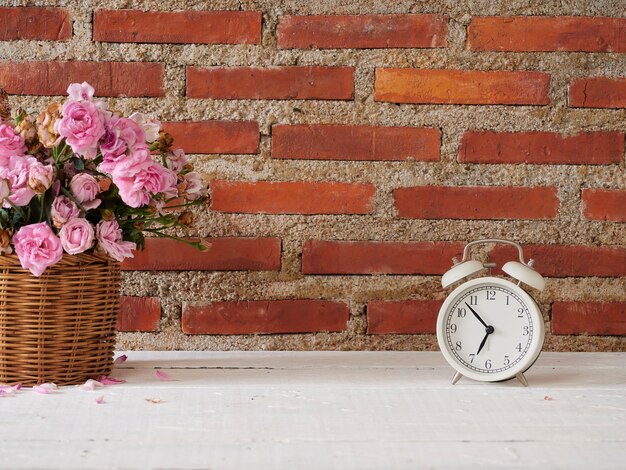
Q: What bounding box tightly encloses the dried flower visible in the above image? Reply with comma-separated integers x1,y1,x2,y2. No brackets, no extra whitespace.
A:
36,102,63,148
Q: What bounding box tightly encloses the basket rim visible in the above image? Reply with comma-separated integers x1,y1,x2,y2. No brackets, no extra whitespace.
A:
0,252,118,268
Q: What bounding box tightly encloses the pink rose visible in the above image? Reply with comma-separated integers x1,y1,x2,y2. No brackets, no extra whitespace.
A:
166,148,187,172
66,82,95,102
114,162,176,208
70,173,100,209
50,196,81,228
0,154,37,207
59,218,94,255
28,163,56,194
0,124,27,159
100,145,151,177
95,219,136,262
13,222,63,276
182,171,204,200
56,100,106,160
100,116,146,161
129,112,160,143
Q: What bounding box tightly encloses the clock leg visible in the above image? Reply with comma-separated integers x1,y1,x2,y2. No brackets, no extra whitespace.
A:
451,372,463,385
516,372,529,387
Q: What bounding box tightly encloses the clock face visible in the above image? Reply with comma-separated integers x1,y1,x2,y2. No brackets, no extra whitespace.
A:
436,277,545,382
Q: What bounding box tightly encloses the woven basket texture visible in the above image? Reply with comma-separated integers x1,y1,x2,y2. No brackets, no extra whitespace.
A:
0,253,120,386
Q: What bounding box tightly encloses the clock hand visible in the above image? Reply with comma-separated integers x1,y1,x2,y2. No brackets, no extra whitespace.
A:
476,325,495,355
465,302,488,328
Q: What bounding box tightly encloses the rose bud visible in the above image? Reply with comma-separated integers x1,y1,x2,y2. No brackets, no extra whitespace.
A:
178,211,193,226
28,163,56,194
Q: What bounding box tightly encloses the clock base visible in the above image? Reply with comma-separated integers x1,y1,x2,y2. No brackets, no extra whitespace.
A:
450,371,529,386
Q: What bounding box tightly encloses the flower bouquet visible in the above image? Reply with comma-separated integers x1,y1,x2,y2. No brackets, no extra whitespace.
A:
0,82,208,385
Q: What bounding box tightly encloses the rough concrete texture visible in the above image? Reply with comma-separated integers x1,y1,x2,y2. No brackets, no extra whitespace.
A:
1,0,625,351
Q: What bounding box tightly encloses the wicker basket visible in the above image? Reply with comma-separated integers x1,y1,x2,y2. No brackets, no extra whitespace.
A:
0,253,120,386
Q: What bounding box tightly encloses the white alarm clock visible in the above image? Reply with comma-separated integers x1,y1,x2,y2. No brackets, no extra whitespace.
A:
436,239,546,386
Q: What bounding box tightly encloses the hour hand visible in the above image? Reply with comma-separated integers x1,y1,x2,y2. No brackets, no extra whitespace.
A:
465,302,488,328
476,332,489,355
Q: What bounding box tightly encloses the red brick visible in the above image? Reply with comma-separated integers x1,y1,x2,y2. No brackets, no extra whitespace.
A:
277,14,447,49
271,124,440,161
394,186,559,220
118,296,161,332
489,244,626,278
186,66,354,100
0,7,71,41
162,121,259,154
569,77,626,108
302,240,464,275
467,16,626,52
375,69,551,105
210,180,376,215
121,237,281,271
182,300,349,334
459,131,624,165
94,9,261,44
0,61,163,97
552,302,626,335
582,189,626,222
367,300,443,334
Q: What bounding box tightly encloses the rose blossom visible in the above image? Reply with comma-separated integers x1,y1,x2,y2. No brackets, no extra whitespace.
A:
0,154,37,207
59,218,94,255
13,222,63,276
166,148,187,172
70,173,100,209
95,219,136,262
28,163,55,194
36,102,63,148
129,112,160,143
0,124,27,160
100,116,146,162
114,162,177,208
55,100,106,160
50,196,80,228
99,145,151,178
181,171,204,200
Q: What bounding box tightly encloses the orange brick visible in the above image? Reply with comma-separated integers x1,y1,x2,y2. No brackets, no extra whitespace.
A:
367,300,443,334
277,14,447,49
375,68,551,105
582,189,626,222
552,302,626,335
0,7,71,41
569,77,626,108
162,121,259,154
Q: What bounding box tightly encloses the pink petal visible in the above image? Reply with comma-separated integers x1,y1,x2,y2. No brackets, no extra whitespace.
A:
114,354,128,364
96,375,126,385
14,383,22,391
79,379,103,391
0,388,12,397
33,383,58,394
155,369,176,381
95,395,105,404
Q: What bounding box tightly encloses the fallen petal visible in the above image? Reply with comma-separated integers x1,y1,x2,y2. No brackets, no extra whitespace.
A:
155,370,176,381
114,354,128,365
95,396,105,404
79,379,104,391
14,383,22,391
33,383,58,394
145,397,162,404
96,376,126,385
0,388,14,397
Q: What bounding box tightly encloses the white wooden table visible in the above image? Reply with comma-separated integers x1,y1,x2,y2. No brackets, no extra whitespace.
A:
1,352,625,469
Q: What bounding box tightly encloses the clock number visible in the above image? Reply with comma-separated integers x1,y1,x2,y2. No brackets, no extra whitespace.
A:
486,290,496,301
485,359,492,369
517,307,524,318
506,296,510,306
503,355,510,365
468,295,478,306
516,343,522,352
469,354,475,364
457,308,467,318
455,341,462,351
522,325,529,336
450,324,457,333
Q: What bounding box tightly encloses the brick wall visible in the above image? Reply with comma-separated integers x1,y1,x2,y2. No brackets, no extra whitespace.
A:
1,2,624,351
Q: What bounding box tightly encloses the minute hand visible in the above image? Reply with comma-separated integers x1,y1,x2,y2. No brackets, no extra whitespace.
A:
465,303,488,328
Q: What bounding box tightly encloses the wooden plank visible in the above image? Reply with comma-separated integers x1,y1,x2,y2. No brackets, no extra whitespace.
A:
1,352,625,469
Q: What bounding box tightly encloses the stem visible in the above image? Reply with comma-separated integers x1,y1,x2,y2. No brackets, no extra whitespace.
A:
142,229,207,251
38,194,45,222
60,187,88,213
3,197,28,221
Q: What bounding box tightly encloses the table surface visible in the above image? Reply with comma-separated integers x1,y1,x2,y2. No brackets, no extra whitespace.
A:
1,351,625,470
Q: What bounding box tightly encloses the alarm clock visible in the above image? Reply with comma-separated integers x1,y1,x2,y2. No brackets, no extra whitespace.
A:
436,239,545,386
